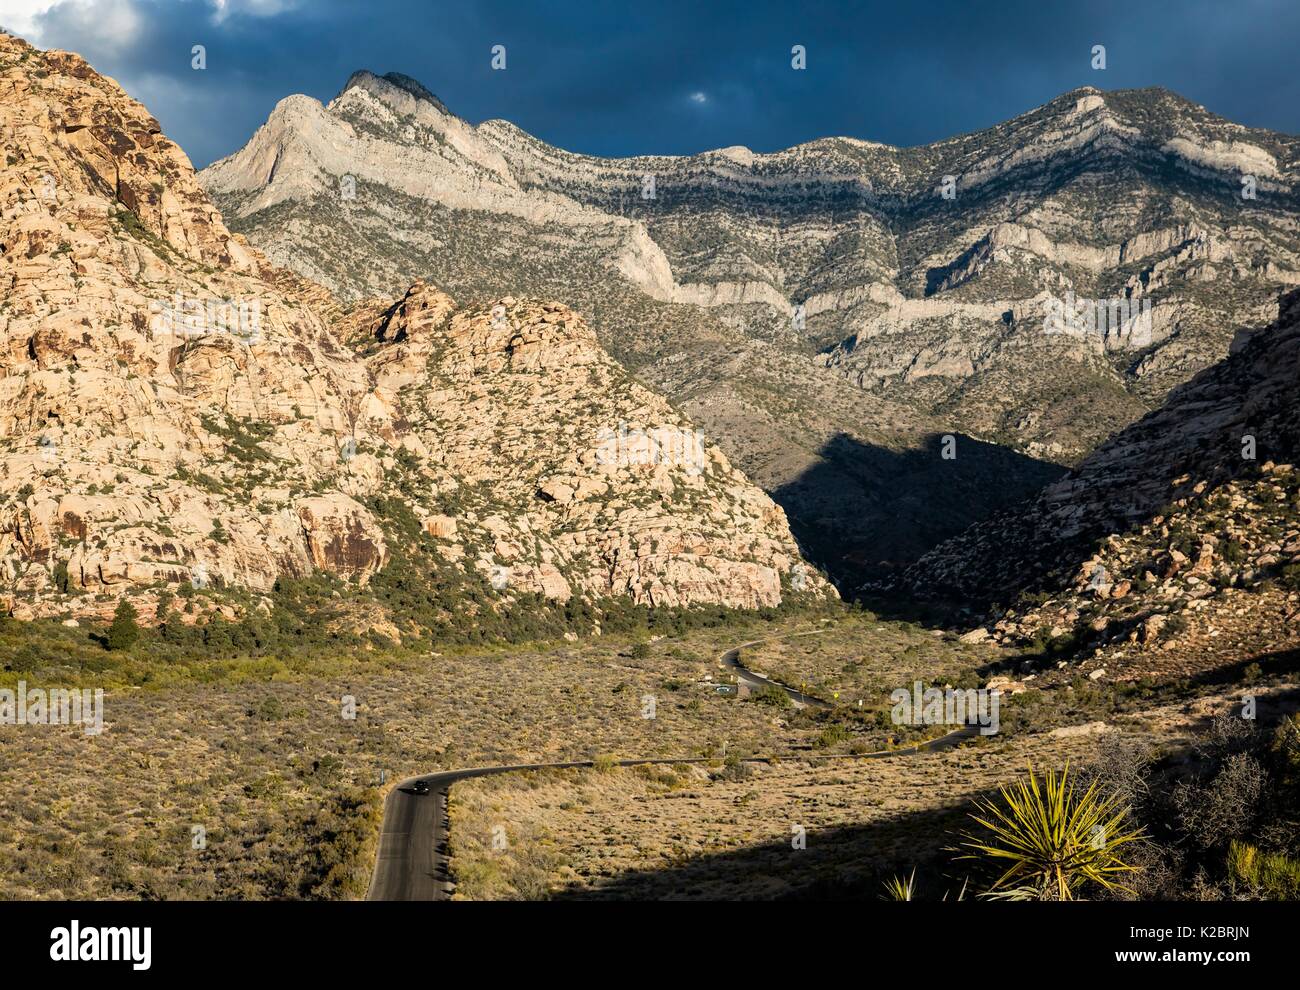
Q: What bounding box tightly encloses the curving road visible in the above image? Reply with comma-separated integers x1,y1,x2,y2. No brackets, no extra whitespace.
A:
367,757,709,900
366,632,978,901
719,632,833,709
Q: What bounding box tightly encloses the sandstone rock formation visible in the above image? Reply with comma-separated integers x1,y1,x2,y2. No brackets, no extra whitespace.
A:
0,34,396,612
340,283,821,609
0,33,826,625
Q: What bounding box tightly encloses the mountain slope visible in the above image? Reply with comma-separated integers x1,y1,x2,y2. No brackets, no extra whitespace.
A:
903,287,1300,678
0,34,393,611
201,72,1300,585
338,281,820,610
905,288,1300,598
0,33,826,630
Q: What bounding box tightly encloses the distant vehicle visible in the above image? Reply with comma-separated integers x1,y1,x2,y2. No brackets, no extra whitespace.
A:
402,780,431,795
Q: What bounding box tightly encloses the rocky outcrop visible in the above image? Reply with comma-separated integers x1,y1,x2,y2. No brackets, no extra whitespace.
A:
0,33,397,614
342,284,829,609
904,288,1300,676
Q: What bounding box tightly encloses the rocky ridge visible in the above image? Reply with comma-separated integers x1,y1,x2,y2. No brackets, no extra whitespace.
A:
201,72,1300,583
341,282,820,610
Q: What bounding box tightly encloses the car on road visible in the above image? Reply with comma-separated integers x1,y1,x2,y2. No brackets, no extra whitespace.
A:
401,780,431,795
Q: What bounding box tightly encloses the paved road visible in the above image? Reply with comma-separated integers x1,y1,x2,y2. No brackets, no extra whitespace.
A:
720,631,833,709
368,758,713,900
366,631,978,901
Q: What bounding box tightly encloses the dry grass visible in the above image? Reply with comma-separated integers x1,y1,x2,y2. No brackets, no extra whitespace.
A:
5,606,1280,900
448,731,1119,900
0,615,931,898
734,619,998,702
447,683,1298,900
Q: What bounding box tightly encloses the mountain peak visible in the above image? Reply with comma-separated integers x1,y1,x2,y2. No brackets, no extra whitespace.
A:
340,69,455,117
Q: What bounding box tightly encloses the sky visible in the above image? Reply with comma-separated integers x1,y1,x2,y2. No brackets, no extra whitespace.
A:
2,0,1298,169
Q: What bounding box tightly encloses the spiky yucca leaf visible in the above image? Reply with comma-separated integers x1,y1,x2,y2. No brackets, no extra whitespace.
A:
882,868,916,901
958,763,1145,900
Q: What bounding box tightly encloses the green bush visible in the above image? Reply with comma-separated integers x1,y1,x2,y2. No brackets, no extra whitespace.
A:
105,600,140,652
299,786,383,899
1280,562,1300,591
815,722,852,748
751,684,791,708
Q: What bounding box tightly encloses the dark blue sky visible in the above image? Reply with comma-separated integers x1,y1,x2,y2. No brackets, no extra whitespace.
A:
7,0,1298,168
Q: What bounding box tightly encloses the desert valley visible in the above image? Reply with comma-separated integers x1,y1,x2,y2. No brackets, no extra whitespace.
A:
0,14,1297,922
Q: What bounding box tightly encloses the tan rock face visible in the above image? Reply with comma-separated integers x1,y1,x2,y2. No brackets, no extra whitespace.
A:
0,34,827,622
422,514,458,538
0,33,396,616
343,285,832,610
295,496,387,580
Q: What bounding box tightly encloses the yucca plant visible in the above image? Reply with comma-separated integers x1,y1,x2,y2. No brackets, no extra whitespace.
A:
957,763,1145,900
941,876,969,901
881,868,916,901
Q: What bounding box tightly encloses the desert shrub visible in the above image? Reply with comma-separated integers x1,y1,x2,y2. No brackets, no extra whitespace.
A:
1027,626,1081,658
815,722,852,749
1075,736,1154,813
298,786,383,899
715,752,754,782
1172,751,1266,851
1280,562,1300,591
255,696,285,722
751,684,791,708
1269,713,1300,772
5,644,39,673
1220,540,1247,566
1075,712,1300,899
1227,841,1300,899
1160,613,1189,640
200,414,274,466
